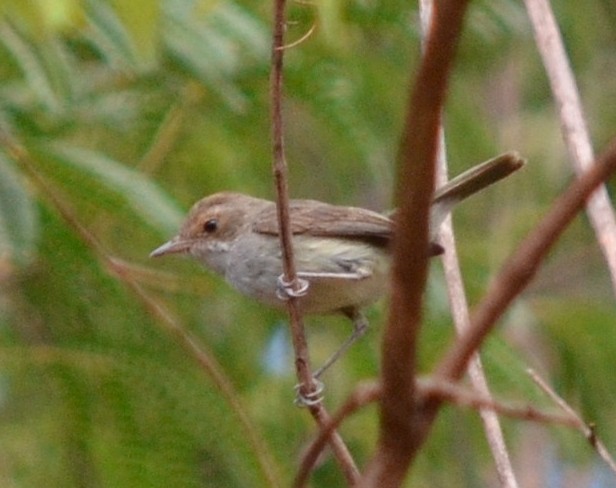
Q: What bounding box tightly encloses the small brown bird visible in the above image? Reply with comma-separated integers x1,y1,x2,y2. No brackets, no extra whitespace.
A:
151,152,525,375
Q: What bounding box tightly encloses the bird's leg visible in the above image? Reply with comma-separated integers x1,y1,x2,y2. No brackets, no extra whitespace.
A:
276,270,371,382
313,308,369,379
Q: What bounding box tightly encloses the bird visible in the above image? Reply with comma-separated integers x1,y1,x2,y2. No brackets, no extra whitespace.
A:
151,152,525,376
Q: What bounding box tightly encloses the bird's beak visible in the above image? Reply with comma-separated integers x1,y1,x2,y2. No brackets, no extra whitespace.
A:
149,238,190,258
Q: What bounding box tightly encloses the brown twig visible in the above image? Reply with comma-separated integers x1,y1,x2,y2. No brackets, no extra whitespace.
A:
439,214,519,487
0,130,284,488
295,382,381,487
419,378,579,428
436,137,616,382
270,0,314,406
440,221,520,487
528,369,616,476
269,0,359,484
297,370,587,487
418,1,519,486
524,0,616,296
360,1,471,486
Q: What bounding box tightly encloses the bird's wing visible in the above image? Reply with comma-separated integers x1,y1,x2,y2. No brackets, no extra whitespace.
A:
253,199,393,246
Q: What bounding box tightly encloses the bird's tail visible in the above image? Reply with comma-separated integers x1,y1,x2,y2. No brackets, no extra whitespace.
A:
430,151,526,231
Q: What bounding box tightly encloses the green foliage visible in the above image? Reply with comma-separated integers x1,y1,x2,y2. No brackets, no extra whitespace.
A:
0,0,615,486
0,154,38,265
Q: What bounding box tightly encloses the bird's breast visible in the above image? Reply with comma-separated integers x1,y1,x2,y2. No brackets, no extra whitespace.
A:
225,233,390,314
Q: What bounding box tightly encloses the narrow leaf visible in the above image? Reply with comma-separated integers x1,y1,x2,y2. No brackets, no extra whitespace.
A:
48,144,183,235
0,153,38,265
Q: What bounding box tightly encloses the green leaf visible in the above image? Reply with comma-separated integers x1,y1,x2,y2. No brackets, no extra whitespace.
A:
84,0,144,71
162,2,269,110
111,0,162,68
0,153,38,265
46,144,183,235
0,21,62,113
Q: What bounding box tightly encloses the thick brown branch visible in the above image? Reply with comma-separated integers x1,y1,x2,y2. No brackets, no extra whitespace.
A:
421,0,518,483
361,2,471,485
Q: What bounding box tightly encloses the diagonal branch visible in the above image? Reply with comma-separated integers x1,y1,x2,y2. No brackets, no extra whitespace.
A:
528,369,616,476
524,0,616,297
437,137,616,382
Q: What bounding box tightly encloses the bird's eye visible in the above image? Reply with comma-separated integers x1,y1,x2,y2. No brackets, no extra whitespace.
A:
203,219,218,233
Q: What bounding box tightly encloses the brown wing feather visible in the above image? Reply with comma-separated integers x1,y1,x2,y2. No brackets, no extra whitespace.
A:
254,199,446,255
253,199,393,245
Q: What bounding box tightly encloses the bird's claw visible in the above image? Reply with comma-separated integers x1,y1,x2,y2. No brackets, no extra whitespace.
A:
276,274,310,300
294,379,325,407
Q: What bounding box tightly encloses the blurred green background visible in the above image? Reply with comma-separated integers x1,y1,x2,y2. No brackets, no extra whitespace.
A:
1,0,616,486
